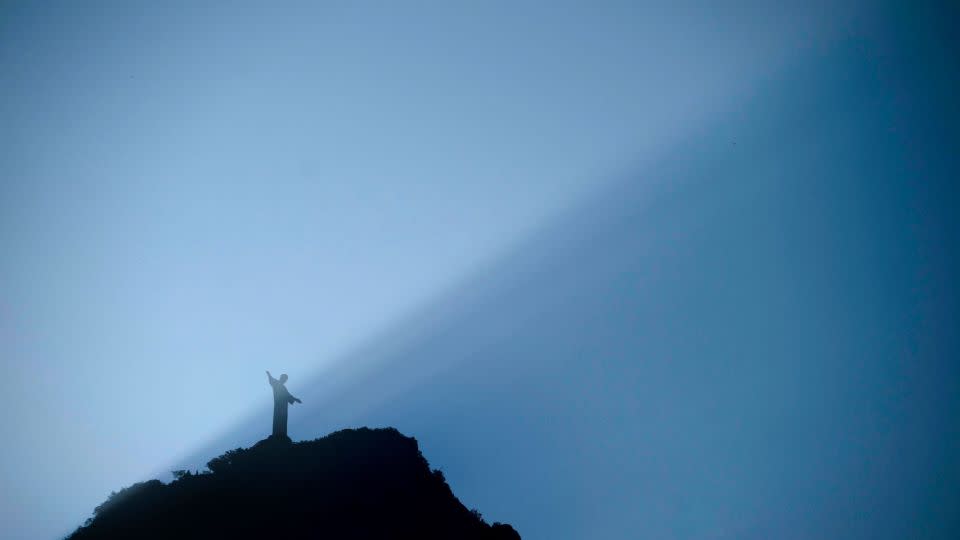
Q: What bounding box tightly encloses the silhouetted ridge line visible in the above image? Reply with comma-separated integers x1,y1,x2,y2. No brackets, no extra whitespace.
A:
68,427,520,540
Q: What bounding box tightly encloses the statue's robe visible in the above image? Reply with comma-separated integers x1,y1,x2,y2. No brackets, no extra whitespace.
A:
269,379,296,437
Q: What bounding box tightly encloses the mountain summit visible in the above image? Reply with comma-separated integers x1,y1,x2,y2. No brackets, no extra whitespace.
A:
68,427,520,539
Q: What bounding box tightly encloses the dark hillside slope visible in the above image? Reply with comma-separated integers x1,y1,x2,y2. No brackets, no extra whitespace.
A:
68,428,520,540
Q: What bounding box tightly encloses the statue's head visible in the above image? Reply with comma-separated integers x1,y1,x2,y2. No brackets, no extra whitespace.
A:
279,374,288,383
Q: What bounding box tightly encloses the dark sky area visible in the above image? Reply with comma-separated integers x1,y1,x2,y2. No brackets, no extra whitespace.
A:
2,2,958,539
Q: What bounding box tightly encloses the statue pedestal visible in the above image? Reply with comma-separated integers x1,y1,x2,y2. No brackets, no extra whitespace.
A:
266,434,292,444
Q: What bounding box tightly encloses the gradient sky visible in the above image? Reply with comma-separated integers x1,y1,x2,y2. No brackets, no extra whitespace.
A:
1,2,957,539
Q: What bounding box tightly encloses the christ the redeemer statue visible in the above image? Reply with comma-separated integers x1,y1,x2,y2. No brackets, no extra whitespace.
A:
266,371,302,439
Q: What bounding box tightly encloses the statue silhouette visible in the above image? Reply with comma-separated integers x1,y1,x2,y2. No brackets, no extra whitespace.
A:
266,371,301,439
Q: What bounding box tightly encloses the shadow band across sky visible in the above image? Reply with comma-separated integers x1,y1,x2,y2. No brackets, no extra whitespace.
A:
171,34,958,540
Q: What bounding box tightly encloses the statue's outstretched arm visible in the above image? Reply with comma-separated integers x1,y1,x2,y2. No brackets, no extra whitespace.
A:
266,370,276,384
289,393,302,404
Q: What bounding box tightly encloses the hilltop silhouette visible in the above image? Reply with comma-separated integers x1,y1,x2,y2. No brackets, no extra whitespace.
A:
67,428,520,540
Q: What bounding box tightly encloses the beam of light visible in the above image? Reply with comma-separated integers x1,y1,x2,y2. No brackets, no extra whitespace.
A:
173,8,959,538
0,2,913,539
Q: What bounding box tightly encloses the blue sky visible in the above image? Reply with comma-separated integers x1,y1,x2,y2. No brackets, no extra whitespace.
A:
2,2,957,539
